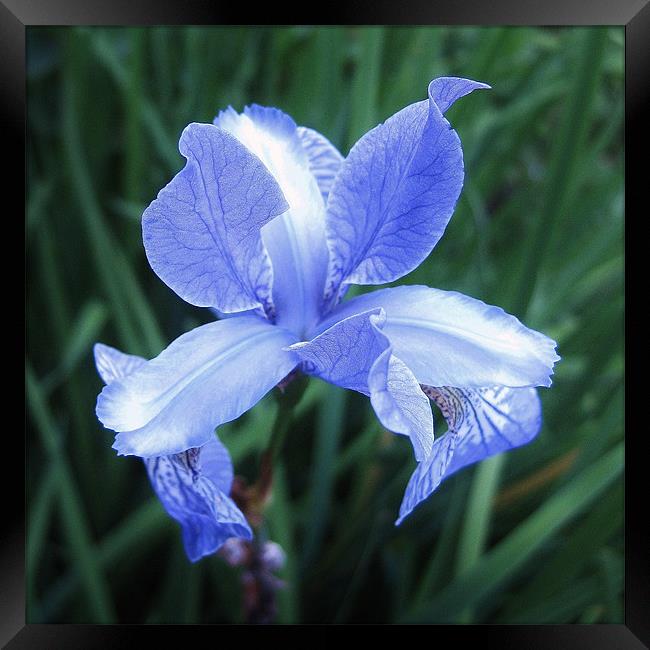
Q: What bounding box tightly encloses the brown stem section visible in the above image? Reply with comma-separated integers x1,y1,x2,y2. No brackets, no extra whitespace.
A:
226,376,308,623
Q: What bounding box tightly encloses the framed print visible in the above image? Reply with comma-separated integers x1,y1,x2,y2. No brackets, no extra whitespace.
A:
12,0,645,645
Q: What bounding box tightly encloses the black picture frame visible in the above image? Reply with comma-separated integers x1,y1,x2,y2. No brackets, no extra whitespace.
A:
13,0,644,645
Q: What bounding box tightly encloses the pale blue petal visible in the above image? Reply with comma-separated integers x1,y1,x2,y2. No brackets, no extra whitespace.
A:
316,285,560,389
397,386,541,524
96,315,298,457
289,309,433,460
428,77,491,114
145,449,252,562
435,386,541,477
289,309,386,394
93,343,146,384
142,122,288,315
324,77,488,302
199,433,234,495
368,348,434,461
296,126,344,203
93,343,251,562
396,434,457,526
215,105,330,336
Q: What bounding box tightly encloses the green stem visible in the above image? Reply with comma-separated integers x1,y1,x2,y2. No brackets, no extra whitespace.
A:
255,396,295,503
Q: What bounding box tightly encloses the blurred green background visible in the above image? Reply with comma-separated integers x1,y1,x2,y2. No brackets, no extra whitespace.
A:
26,26,624,624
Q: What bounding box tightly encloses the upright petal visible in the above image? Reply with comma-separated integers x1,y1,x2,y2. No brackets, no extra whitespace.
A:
289,309,433,460
316,286,559,389
142,122,288,315
93,343,251,562
324,77,488,302
215,106,330,336
96,315,298,457
297,126,344,203
428,77,491,114
397,386,541,524
145,447,252,562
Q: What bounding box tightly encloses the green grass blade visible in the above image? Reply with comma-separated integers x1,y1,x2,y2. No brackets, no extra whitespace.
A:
402,442,623,622
26,465,57,618
301,386,346,569
26,362,116,622
62,32,165,356
347,27,384,148
41,300,108,394
513,28,609,316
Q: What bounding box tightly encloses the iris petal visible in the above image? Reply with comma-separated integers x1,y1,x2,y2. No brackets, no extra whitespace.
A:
145,448,252,562
296,126,344,203
316,285,559,389
290,309,433,460
93,343,252,562
215,105,330,335
96,315,298,457
324,76,488,303
142,122,288,315
428,77,491,114
397,386,541,524
94,343,146,384
368,347,434,461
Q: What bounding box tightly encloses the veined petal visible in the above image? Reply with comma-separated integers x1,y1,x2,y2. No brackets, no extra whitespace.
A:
428,77,491,114
397,386,541,524
215,105,330,335
142,122,288,315
96,315,298,457
145,448,252,562
316,286,560,389
94,343,146,384
289,309,433,460
93,343,251,562
290,309,386,394
324,77,488,302
297,126,344,203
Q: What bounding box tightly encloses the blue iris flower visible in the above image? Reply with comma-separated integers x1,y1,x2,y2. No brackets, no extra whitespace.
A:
95,77,559,556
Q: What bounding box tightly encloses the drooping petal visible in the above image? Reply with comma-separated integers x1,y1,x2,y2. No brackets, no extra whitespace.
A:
316,285,560,389
324,77,489,302
397,386,541,524
368,348,434,461
289,309,433,460
96,315,298,457
296,126,344,203
426,386,541,478
199,431,234,494
215,105,330,335
142,122,288,315
145,447,252,562
93,343,251,562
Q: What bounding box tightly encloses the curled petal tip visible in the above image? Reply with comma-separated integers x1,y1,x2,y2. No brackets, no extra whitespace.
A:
428,77,492,115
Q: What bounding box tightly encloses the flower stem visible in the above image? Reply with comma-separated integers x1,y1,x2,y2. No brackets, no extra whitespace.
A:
255,397,295,504
234,373,309,523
